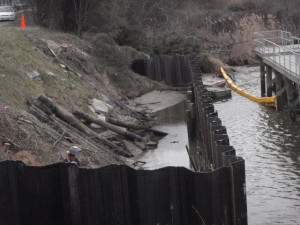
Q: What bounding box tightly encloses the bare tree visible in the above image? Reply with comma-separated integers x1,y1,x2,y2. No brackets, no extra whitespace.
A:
72,0,99,36
21,0,64,29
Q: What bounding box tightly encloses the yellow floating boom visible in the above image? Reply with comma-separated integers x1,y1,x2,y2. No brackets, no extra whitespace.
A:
220,67,277,110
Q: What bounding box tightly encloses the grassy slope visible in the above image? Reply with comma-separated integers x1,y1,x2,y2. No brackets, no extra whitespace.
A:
0,25,164,166
0,27,100,112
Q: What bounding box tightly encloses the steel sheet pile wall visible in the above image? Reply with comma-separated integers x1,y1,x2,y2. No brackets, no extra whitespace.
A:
187,56,247,224
147,56,190,86
131,56,190,86
131,56,191,86
0,160,242,225
145,56,191,86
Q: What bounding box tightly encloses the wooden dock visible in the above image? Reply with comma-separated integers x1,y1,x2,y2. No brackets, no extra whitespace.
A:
254,30,300,112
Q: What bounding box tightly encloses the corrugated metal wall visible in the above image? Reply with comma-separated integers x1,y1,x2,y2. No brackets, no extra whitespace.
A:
186,56,248,224
131,56,191,86
0,161,242,225
146,56,191,86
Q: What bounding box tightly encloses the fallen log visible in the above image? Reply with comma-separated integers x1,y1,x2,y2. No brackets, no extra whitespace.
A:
106,117,168,136
29,104,51,123
72,110,143,141
48,47,145,120
37,95,132,157
49,116,122,164
100,92,148,120
38,95,89,134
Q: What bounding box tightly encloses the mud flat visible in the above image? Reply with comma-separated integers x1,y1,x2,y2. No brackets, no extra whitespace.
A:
132,90,186,113
202,73,232,98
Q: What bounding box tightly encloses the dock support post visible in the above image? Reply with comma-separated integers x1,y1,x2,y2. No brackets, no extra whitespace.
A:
275,71,284,110
284,77,294,110
260,59,266,97
298,85,300,108
266,65,273,97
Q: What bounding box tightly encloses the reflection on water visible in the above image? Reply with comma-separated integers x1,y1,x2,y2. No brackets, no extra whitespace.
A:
214,66,300,225
139,101,190,170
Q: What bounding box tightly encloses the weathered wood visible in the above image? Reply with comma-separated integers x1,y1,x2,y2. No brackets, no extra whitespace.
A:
29,101,125,164
38,95,91,135
267,78,276,89
266,65,273,97
49,47,82,77
276,86,287,97
284,77,295,110
260,59,266,97
105,117,168,136
49,115,114,159
29,104,51,123
292,95,299,106
275,71,285,110
37,95,132,157
106,93,143,119
73,110,143,141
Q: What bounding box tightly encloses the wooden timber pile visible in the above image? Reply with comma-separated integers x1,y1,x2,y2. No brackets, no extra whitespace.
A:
28,95,166,167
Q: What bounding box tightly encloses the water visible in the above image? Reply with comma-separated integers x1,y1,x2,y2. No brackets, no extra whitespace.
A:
214,66,300,225
139,101,190,169
140,66,300,224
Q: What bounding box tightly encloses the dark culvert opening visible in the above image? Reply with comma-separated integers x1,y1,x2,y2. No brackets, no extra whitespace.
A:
131,59,147,76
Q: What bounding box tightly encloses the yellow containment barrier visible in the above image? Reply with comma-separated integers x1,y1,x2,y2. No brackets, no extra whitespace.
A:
220,67,277,110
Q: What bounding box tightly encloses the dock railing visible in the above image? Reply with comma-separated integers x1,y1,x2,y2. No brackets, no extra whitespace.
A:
254,30,300,78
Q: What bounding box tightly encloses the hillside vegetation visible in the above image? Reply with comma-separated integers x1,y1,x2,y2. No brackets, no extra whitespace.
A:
0,24,161,167
0,0,298,167
0,27,95,111
23,0,300,68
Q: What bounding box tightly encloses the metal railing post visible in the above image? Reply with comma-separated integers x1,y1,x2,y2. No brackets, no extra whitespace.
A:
296,54,300,76
254,30,300,77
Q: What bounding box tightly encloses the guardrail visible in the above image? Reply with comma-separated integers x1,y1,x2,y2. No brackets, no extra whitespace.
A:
254,30,300,78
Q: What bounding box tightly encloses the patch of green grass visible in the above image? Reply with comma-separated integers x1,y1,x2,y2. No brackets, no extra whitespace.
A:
0,27,101,112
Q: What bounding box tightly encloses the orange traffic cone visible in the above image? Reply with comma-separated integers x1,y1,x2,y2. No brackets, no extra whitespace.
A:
21,14,25,29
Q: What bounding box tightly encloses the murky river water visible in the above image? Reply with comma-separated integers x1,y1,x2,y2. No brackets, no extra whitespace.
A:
139,102,189,169
214,66,300,225
140,66,300,224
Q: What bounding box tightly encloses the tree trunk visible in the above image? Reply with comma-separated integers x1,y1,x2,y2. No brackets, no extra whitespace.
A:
37,95,132,157
72,110,143,141
105,117,168,136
